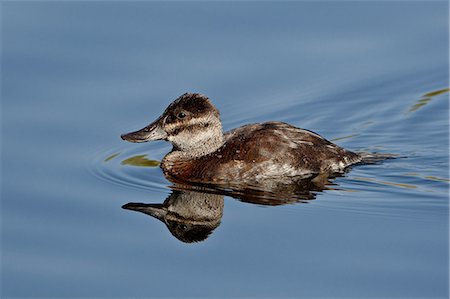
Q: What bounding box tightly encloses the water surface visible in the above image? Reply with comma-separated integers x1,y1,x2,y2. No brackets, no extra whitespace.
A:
2,2,449,298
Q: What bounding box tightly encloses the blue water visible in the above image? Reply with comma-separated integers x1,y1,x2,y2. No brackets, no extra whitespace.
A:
2,2,449,298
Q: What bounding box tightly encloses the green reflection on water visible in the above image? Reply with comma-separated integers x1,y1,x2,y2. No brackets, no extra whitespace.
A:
404,173,450,183
424,176,450,183
104,152,121,162
408,88,449,113
121,155,160,167
331,134,360,142
423,88,450,98
353,177,417,189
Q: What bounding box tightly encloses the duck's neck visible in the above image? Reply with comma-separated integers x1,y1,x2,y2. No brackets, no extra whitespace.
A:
167,123,224,159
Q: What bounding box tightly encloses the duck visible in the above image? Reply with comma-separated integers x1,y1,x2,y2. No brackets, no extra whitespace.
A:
121,93,364,184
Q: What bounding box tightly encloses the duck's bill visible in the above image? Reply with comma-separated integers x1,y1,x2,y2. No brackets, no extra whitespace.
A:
122,202,167,221
121,117,167,143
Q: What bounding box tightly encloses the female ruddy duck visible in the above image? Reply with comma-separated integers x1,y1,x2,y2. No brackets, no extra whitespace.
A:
121,93,363,184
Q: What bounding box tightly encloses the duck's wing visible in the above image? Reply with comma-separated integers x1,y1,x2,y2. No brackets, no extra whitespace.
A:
224,122,361,174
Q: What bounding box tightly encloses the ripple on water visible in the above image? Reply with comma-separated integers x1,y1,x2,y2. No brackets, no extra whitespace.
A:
92,145,447,222
90,144,169,193
90,86,448,221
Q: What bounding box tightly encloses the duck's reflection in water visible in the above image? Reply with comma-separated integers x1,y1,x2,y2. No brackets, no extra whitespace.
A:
122,175,335,243
123,190,223,243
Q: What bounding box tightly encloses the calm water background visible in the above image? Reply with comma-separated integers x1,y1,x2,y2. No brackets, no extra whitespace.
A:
2,2,449,298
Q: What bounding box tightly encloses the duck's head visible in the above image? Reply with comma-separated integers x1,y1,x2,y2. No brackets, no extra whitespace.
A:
121,93,223,154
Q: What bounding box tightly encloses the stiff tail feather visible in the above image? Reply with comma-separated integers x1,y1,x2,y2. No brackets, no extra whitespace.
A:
357,152,398,164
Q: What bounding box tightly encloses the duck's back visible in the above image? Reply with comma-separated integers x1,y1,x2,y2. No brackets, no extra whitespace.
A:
163,122,361,184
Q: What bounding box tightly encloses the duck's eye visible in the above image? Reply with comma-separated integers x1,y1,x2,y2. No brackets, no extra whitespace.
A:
177,112,186,119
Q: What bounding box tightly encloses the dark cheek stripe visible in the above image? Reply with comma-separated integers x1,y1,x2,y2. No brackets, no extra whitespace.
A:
168,123,211,136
